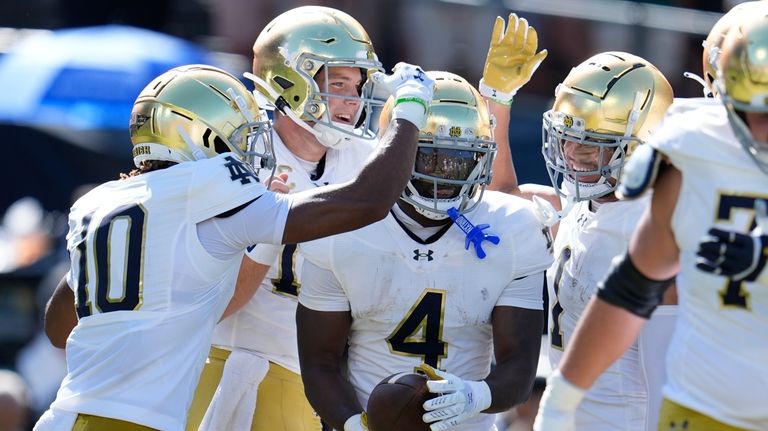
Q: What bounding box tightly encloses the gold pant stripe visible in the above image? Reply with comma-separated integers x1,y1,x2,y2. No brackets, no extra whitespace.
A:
187,346,321,431
73,414,158,431
658,398,750,431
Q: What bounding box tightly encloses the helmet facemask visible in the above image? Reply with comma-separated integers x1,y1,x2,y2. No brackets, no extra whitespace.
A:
541,52,673,204
719,87,768,175
403,133,495,220
300,59,384,148
716,16,768,175
542,109,640,202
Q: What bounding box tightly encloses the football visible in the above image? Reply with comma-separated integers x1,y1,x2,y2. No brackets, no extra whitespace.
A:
366,372,436,431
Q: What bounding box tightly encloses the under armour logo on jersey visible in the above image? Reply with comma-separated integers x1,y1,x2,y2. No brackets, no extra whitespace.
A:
413,68,426,82
224,156,259,185
413,249,434,261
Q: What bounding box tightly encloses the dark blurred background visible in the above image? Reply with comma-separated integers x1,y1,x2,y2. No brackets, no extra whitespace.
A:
0,0,744,428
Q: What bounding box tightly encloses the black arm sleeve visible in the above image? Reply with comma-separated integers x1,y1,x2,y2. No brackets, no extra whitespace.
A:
597,253,674,319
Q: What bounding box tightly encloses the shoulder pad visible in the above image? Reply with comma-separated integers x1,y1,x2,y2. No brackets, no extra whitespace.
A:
617,145,661,200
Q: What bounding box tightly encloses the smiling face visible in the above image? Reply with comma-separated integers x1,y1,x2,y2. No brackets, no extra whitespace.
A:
313,66,364,126
561,138,617,185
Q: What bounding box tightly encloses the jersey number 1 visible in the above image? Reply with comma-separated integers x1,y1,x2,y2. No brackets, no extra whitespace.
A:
550,246,571,350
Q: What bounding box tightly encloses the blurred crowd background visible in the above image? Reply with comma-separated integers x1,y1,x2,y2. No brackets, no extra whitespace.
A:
0,0,746,429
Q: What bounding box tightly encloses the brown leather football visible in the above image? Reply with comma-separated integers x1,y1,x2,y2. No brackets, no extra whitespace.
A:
366,372,436,431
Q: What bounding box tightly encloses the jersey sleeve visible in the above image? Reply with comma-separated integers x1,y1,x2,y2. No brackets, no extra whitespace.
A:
298,236,335,270
199,191,291,252
497,271,544,310
187,153,269,223
246,243,282,266
509,203,555,278
298,259,350,312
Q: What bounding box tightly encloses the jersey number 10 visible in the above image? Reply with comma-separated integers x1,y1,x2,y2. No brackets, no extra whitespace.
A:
73,204,147,318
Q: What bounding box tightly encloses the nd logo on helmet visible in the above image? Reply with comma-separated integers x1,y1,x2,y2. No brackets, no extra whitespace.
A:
449,126,462,137
563,115,574,128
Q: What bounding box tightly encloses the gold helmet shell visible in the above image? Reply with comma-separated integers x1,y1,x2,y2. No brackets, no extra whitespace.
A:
718,15,768,174
702,1,768,97
380,71,496,219
129,64,273,170
542,52,673,201
251,6,382,128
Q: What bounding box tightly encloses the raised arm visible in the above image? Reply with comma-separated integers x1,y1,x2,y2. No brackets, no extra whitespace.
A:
488,101,560,208
479,14,560,210
283,64,434,244
283,118,418,244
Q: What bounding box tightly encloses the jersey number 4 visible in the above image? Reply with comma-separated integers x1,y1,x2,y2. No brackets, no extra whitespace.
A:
73,204,147,318
387,290,447,368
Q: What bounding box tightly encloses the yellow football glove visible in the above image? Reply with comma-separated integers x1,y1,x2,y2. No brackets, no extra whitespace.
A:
480,13,548,105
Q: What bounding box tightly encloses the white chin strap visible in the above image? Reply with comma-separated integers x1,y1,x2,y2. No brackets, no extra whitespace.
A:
313,121,360,150
683,71,712,97
532,194,575,227
244,72,320,136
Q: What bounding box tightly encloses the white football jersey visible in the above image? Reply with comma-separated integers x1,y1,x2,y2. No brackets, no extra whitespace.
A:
50,154,287,431
212,133,375,372
651,98,768,430
548,196,676,431
300,191,553,431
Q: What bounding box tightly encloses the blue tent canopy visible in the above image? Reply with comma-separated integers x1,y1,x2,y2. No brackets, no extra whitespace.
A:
0,25,212,130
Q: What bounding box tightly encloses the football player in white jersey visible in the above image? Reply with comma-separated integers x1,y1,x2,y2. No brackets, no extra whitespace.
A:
296,70,554,431
480,13,678,431
186,7,382,431
35,62,436,431
685,1,766,99
533,13,768,431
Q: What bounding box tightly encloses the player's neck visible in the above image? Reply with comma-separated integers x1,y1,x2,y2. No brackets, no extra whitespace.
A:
274,116,327,162
395,200,451,228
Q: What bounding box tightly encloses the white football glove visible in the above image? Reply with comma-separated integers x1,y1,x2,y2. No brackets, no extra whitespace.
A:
370,62,435,129
343,412,368,431
419,365,492,431
533,370,586,431
480,13,548,105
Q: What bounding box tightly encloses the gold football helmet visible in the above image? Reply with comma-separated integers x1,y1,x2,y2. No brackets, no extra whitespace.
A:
718,15,768,175
379,71,495,219
542,52,673,202
250,6,383,149
129,64,274,173
699,1,768,98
